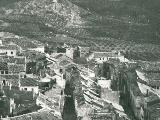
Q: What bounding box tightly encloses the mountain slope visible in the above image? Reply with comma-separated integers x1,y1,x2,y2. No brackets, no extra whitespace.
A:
0,0,160,61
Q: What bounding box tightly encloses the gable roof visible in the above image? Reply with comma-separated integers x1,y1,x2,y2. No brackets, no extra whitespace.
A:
54,54,63,59
93,52,119,58
15,57,26,64
59,60,71,66
0,74,19,80
20,78,39,87
22,51,46,61
0,62,8,71
2,109,62,120
136,68,160,86
0,45,19,50
138,61,160,72
0,56,26,65
0,75,19,86
8,64,25,73
3,87,35,104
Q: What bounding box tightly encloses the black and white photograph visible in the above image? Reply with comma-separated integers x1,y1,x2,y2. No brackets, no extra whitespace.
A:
0,0,160,120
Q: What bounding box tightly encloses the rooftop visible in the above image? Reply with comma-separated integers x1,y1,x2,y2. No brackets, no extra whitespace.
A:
22,51,46,61
3,86,35,104
59,60,72,67
93,52,120,58
138,61,160,72
8,64,25,73
101,88,119,104
4,37,40,49
0,74,19,80
2,109,62,120
20,78,39,87
0,56,26,65
54,54,63,59
136,68,160,86
0,75,19,86
0,62,8,70
145,92,160,105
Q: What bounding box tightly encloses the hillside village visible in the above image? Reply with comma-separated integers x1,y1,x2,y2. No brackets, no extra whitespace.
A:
0,32,159,120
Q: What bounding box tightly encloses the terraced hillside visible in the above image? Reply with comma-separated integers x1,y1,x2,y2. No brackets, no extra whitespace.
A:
0,0,160,61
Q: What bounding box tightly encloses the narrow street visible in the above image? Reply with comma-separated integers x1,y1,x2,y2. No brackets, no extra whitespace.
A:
62,82,77,120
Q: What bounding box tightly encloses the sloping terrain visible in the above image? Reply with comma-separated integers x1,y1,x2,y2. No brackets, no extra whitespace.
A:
0,0,160,61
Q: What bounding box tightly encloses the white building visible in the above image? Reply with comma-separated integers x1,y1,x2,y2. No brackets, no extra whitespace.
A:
93,51,125,63
98,77,111,89
20,78,39,94
30,45,45,53
0,44,20,56
66,47,74,59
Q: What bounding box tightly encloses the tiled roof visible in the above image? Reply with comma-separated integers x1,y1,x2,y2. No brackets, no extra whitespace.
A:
93,52,119,58
8,64,25,73
0,62,8,70
0,56,26,65
147,100,160,117
0,52,7,56
65,64,77,73
138,61,160,72
0,45,19,50
145,72,160,81
145,93,160,119
78,46,90,52
0,74,19,80
145,92,160,104
3,86,35,104
59,60,71,67
101,88,119,104
3,109,62,120
53,54,72,63
137,68,160,86
5,38,38,49
15,57,26,64
22,51,46,61
6,57,16,63
0,75,19,86
54,54,63,59
149,80,160,86
13,103,41,116
20,78,39,87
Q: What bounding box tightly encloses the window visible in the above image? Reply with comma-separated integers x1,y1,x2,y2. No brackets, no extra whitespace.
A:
11,51,13,54
5,71,8,74
24,88,27,91
1,71,4,74
152,86,156,89
3,80,6,86
60,69,63,73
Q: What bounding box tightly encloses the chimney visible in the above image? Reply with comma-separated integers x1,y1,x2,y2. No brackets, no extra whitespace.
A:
18,78,21,89
0,40,2,45
146,89,149,97
32,90,35,99
0,83,3,90
9,83,12,90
